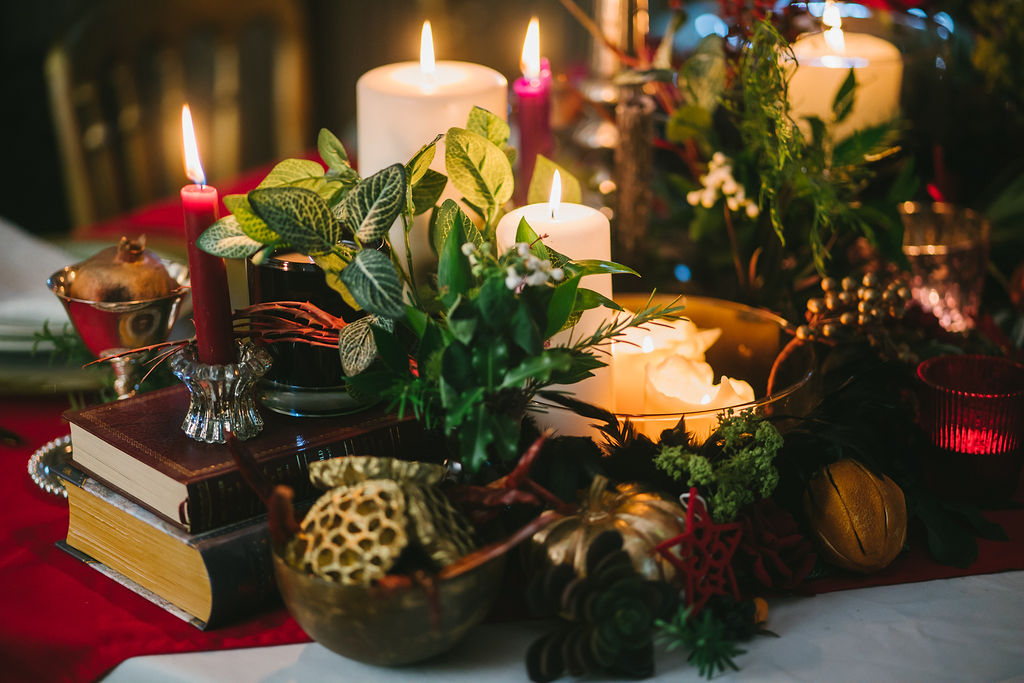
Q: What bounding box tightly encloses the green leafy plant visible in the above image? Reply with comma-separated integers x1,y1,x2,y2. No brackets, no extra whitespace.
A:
654,411,783,522
348,211,683,472
655,603,747,679
199,108,685,474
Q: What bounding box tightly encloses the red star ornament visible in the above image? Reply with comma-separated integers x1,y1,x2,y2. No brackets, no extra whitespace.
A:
653,487,742,614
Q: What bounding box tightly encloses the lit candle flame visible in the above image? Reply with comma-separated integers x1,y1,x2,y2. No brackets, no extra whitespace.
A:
548,170,562,220
823,1,846,53
521,17,541,81
420,21,436,81
181,104,205,186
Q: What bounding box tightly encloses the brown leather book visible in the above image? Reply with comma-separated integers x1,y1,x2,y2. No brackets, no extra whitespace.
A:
64,385,435,533
59,465,283,629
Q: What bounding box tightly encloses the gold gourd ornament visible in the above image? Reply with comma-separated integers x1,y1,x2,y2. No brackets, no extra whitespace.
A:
803,459,907,573
529,475,689,582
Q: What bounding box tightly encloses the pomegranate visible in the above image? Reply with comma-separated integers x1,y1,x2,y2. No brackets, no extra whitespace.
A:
68,236,179,302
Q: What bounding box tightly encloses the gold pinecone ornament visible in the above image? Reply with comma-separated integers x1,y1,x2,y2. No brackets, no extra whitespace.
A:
288,457,476,585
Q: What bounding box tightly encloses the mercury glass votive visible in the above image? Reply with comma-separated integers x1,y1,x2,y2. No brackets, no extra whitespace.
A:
169,339,272,443
900,202,990,333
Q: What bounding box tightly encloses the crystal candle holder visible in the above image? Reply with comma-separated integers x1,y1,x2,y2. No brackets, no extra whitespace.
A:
916,354,1024,500
169,339,273,444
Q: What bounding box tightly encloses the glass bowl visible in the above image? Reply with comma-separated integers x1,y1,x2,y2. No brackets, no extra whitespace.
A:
597,295,816,442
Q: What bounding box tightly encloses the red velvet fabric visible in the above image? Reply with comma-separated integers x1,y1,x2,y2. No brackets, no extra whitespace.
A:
1,398,1021,681
0,397,310,683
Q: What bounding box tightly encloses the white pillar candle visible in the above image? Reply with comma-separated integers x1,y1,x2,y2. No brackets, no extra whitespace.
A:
496,172,613,435
356,22,508,275
787,3,902,141
495,172,612,298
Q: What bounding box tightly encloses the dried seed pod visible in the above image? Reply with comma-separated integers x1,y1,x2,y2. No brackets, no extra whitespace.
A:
839,312,856,326
308,456,446,491
861,273,879,288
821,277,838,292
822,323,838,337
841,277,857,291
807,298,825,314
838,291,856,305
796,325,812,340
291,480,409,585
825,293,839,310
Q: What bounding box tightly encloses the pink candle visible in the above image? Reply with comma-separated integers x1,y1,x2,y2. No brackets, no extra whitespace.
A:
181,105,235,365
513,17,553,205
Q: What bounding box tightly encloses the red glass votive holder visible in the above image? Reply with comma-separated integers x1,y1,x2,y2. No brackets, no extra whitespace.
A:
916,355,1024,500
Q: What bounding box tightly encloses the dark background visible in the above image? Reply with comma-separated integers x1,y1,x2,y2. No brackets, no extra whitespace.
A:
0,0,588,236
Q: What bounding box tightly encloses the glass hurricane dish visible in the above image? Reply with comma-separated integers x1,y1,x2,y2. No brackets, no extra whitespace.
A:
540,295,817,443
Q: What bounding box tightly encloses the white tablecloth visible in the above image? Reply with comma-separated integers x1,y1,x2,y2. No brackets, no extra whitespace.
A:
105,571,1024,682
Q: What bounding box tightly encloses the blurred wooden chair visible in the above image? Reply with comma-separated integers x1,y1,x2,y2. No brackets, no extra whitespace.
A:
45,0,310,232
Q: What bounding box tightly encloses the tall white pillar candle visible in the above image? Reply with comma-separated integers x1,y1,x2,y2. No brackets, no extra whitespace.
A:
787,3,902,141
357,22,507,278
495,172,613,435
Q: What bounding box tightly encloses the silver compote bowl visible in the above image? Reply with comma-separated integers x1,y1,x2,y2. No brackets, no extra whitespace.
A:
47,260,190,398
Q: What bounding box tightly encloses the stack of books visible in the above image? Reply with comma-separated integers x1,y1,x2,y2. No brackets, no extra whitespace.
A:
58,384,431,628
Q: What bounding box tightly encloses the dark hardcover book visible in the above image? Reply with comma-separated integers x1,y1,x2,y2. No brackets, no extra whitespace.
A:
64,384,435,533
58,466,289,629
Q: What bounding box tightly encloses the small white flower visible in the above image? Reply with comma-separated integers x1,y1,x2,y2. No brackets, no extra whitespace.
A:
726,196,740,212
712,151,726,166
746,202,760,219
686,190,702,206
516,242,531,258
525,270,549,287
700,189,716,209
461,243,475,255
550,267,565,282
505,266,524,291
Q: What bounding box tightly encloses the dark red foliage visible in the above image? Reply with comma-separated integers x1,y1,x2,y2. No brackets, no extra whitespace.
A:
735,498,817,591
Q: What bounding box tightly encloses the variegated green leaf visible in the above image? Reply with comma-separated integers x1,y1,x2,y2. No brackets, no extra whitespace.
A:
339,248,405,318
431,199,484,254
467,106,510,147
223,194,278,243
317,128,350,170
196,216,263,258
527,155,582,205
248,187,339,254
338,316,378,376
312,250,361,311
257,158,326,189
412,169,447,215
406,134,443,185
344,164,406,243
445,127,514,214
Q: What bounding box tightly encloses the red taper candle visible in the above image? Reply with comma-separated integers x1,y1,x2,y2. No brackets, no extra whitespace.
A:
181,105,235,365
513,18,553,206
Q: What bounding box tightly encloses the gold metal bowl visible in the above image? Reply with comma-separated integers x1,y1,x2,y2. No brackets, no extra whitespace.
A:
272,546,505,666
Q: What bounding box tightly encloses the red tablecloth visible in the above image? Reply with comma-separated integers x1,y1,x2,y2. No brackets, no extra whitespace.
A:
0,397,309,683
2,394,1022,682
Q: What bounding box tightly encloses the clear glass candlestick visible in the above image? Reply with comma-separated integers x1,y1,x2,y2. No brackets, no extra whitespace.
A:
169,339,273,443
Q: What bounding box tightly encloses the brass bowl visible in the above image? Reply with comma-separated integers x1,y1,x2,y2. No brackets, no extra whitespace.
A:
272,546,505,666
